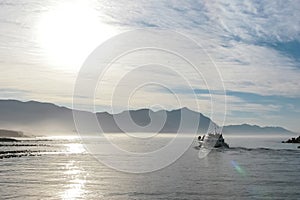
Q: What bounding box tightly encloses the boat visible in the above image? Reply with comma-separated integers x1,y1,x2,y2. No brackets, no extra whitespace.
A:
198,128,229,149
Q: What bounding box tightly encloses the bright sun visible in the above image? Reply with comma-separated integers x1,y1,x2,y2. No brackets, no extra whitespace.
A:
37,2,116,71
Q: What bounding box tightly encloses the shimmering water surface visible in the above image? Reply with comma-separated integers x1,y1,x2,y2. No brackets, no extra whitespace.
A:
0,134,299,200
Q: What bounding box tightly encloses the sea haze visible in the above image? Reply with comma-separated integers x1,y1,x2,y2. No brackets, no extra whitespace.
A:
1,0,300,199
0,135,299,199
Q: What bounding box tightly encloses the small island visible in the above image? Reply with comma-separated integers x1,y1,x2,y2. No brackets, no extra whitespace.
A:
0,129,25,142
282,136,300,149
0,129,24,137
282,136,300,144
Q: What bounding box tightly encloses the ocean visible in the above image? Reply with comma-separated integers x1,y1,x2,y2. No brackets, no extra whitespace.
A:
0,134,299,200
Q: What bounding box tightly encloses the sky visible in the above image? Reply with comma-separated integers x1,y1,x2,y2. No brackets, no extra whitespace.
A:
0,0,300,132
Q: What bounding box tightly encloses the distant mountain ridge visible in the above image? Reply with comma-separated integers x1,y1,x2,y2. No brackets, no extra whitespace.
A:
0,99,295,135
222,124,293,134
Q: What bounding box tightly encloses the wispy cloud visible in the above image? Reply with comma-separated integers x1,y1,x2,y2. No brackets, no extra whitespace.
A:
0,0,300,131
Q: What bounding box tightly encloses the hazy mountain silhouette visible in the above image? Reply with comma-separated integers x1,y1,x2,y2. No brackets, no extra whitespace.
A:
0,100,76,134
0,100,295,135
223,124,293,134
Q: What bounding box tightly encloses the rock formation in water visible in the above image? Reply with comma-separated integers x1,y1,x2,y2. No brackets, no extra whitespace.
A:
282,136,300,143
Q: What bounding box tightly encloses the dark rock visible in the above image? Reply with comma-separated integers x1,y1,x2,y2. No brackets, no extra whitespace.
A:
0,138,18,142
282,136,300,143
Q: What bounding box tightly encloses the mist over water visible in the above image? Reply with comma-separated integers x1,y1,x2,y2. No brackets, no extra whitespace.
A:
0,134,299,199
1,0,299,199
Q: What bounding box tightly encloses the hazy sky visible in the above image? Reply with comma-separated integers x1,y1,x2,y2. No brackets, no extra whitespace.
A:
0,0,300,131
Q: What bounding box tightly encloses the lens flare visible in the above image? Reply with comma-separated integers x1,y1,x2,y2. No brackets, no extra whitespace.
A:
231,160,247,176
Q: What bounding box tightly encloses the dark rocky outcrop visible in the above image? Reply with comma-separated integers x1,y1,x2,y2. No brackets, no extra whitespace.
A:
282,136,300,143
0,137,18,142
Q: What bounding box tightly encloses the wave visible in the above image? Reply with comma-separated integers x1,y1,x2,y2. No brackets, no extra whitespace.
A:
0,144,50,147
0,150,44,159
194,146,300,153
229,147,300,152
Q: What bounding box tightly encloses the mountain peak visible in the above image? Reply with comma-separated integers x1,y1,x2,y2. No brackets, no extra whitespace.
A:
0,99,295,135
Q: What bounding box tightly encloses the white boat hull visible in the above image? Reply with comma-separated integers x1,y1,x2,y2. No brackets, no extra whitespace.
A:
198,133,229,148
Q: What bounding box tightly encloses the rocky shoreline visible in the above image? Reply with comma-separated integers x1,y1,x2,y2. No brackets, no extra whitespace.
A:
282,136,300,148
282,136,300,143
0,138,18,142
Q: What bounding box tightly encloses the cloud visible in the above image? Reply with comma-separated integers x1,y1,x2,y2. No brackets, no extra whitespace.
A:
96,0,300,41
0,88,30,99
203,0,300,42
1,0,300,131
87,0,300,97
209,41,300,97
268,40,300,62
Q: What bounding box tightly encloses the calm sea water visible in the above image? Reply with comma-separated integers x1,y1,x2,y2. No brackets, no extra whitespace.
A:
0,134,299,200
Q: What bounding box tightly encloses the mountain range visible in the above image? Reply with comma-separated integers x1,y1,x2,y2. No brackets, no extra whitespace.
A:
0,99,295,135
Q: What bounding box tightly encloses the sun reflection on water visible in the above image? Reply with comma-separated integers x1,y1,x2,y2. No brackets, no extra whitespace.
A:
63,178,86,200
62,161,87,200
65,143,86,154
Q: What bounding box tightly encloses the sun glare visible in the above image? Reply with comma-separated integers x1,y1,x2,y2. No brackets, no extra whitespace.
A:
37,2,117,71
